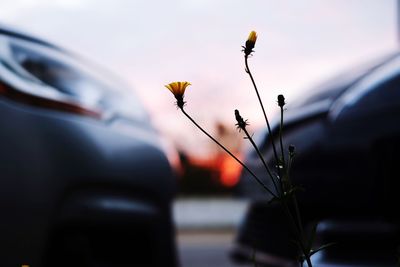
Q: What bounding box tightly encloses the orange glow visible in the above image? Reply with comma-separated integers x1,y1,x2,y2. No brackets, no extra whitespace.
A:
219,155,242,187
188,156,219,171
185,153,243,188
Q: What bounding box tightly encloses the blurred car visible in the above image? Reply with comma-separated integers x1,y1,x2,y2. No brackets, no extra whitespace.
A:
0,26,178,267
232,52,400,266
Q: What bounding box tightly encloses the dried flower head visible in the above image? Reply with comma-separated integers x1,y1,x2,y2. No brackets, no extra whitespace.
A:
165,81,191,109
235,109,249,132
243,30,257,56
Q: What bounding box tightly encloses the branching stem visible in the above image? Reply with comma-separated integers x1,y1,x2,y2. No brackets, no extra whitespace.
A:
244,55,279,165
242,128,280,195
180,107,277,199
243,55,313,267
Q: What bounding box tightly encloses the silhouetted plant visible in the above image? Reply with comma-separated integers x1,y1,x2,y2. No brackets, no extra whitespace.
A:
165,31,333,267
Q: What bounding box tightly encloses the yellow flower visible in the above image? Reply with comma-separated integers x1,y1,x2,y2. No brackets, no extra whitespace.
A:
243,30,257,56
247,31,257,44
165,81,191,108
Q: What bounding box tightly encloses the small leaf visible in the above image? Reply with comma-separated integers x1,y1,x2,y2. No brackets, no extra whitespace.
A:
289,186,305,194
267,196,280,205
306,222,319,253
283,186,305,200
309,242,336,257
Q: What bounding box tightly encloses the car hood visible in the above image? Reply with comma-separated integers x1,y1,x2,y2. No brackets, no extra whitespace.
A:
284,51,399,126
250,51,399,149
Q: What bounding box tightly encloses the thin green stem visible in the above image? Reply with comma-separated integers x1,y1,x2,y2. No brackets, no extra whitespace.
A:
242,127,280,195
305,254,313,267
244,55,279,166
180,107,277,198
279,105,304,244
243,53,312,266
279,106,285,168
280,199,312,267
293,196,306,249
288,155,309,266
287,152,293,179
286,155,311,266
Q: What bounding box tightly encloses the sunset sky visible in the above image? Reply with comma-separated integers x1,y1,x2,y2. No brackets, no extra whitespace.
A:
0,0,397,156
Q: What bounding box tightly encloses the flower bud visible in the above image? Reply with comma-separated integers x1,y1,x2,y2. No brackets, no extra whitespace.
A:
243,31,257,56
277,94,286,107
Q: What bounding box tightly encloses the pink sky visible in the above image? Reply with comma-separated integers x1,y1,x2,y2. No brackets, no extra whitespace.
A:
0,0,398,156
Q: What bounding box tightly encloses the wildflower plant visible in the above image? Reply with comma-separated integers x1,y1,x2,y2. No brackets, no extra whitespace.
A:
165,81,191,109
165,31,332,267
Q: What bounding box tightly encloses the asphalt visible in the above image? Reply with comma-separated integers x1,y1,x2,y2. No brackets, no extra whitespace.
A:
173,198,400,267
173,198,253,267
173,198,249,230
177,230,253,267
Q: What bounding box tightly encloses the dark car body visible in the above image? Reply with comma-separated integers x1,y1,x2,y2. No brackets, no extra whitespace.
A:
0,26,177,267
233,52,400,266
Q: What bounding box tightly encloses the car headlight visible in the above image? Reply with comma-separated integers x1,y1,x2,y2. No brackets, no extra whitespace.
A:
0,33,147,121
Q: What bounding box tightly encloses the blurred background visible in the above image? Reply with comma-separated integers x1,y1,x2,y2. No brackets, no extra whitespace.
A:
2,0,397,191
1,0,398,266
1,0,397,158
